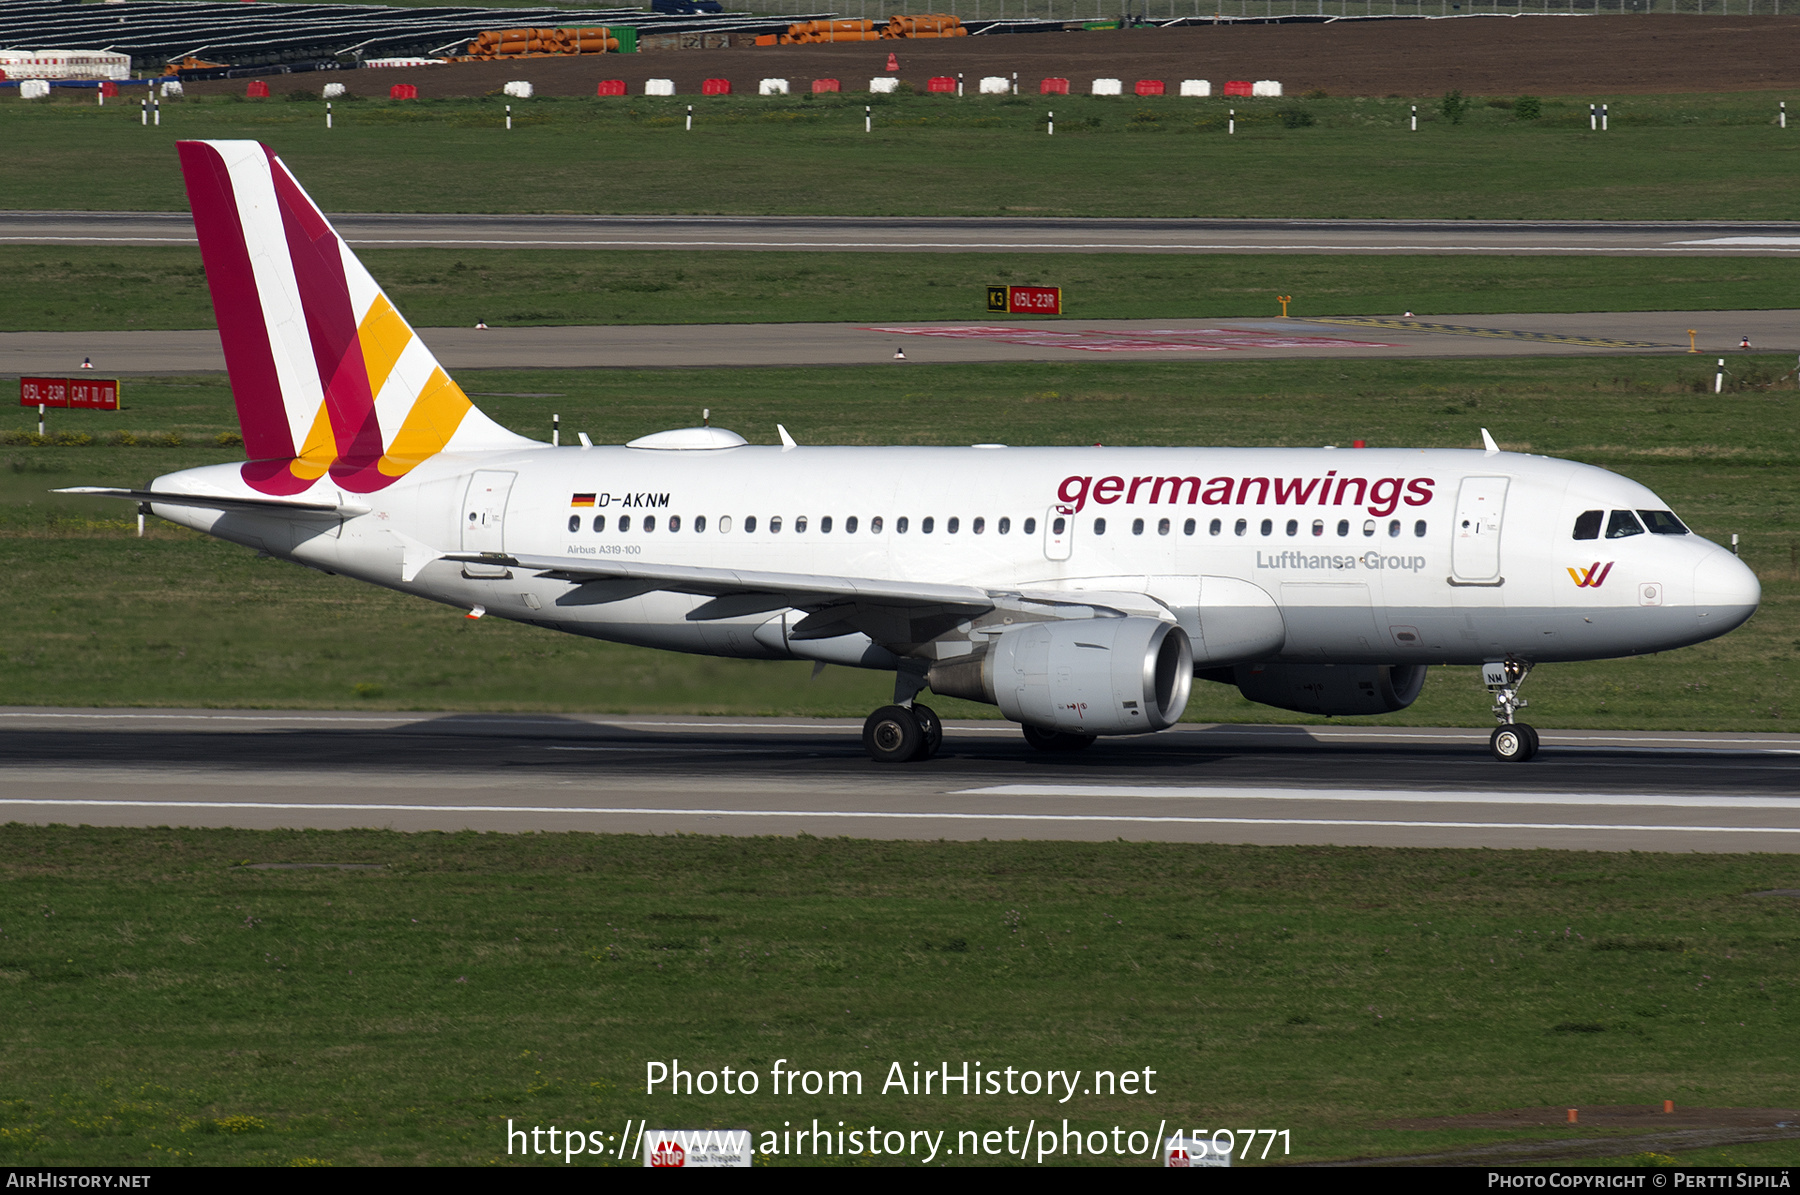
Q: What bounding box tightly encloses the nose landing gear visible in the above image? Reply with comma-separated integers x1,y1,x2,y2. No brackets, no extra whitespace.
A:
1483,657,1538,762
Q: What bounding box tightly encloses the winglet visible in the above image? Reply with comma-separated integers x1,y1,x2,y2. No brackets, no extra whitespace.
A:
777,424,798,451
1480,427,1500,456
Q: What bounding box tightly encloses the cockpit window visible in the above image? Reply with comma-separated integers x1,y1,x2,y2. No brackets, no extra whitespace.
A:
1572,510,1602,541
1605,510,1645,539
1638,509,1689,536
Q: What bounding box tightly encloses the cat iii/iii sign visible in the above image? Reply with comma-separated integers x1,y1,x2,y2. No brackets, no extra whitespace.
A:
987,285,1062,315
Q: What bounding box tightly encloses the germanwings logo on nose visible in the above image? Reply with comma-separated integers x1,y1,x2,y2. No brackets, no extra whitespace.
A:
1568,562,1615,588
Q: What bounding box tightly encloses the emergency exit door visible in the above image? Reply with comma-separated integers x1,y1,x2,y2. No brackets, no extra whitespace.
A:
461,470,516,577
1451,476,1508,583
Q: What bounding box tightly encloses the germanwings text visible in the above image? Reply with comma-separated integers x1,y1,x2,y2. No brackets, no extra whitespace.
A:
1056,473,1436,518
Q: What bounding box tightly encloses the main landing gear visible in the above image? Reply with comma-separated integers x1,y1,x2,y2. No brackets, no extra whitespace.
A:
1483,657,1539,762
862,703,943,763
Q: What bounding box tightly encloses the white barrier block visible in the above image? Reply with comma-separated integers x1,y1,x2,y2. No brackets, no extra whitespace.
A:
321,81,344,99
758,77,789,95
1252,80,1282,97
160,79,185,98
868,77,898,94
644,78,674,96
502,80,534,98
1090,77,1121,96
19,78,48,99
978,75,1008,95
1179,79,1210,97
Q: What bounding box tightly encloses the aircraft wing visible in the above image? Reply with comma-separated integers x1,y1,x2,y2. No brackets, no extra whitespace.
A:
56,487,368,517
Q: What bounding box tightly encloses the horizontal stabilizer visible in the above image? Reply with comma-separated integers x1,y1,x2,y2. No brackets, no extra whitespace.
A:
56,486,367,517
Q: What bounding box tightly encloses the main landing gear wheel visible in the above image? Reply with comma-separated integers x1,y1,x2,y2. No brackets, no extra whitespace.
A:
863,704,924,764
1022,724,1097,753
909,703,944,761
1490,723,1539,763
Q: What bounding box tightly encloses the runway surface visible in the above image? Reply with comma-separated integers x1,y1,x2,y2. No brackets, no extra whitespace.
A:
5,311,1791,375
3,709,1797,852
10,212,1800,256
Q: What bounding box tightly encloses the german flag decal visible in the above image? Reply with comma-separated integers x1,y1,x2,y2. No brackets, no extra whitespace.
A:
571,493,597,507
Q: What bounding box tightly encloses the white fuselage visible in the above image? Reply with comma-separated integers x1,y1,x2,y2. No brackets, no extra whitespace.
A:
149,442,1761,672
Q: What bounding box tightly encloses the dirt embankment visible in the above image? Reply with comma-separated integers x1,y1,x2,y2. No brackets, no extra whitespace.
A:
191,17,1800,100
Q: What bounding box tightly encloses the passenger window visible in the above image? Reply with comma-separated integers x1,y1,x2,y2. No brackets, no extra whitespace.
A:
794,516,806,533
1311,519,1324,537
1336,519,1349,537
845,516,857,534
1363,520,1375,537
593,515,606,533
1285,519,1297,536
1234,518,1247,536
1093,517,1106,535
1133,518,1145,536
820,516,831,533
567,515,579,533
1413,520,1427,537
1639,509,1689,535
1606,510,1645,539
1023,517,1036,534
896,517,909,534
769,516,782,533
973,517,985,534
669,515,681,533
1183,518,1196,536
1051,516,1066,535
947,517,959,534
743,515,755,533
1157,518,1170,536
871,516,884,533
719,516,732,533
619,515,633,532
1387,519,1399,538
1572,510,1603,540
693,515,705,533
921,517,935,534
644,516,656,532
998,517,1011,534
1259,518,1272,536
1209,518,1221,536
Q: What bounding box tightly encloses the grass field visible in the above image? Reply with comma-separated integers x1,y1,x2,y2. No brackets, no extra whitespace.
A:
2,827,1796,1166
10,245,1800,332
3,91,1797,218
4,356,1794,727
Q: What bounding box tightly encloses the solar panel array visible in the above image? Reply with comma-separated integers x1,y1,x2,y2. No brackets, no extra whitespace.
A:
0,0,835,70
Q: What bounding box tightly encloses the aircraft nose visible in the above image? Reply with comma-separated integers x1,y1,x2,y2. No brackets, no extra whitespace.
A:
1692,548,1761,633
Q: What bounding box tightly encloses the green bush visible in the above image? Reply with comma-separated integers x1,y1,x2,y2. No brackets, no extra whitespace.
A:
1440,90,1469,125
1277,107,1315,129
1515,95,1543,121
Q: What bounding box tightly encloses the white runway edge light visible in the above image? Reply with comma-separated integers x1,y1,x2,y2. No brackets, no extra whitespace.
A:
1180,79,1210,97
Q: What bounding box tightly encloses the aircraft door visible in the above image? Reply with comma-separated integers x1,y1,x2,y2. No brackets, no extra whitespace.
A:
1043,508,1073,561
461,470,516,576
1450,476,1508,583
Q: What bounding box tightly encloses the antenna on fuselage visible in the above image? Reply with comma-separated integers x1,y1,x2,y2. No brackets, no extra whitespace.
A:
703,408,710,427
1480,427,1500,456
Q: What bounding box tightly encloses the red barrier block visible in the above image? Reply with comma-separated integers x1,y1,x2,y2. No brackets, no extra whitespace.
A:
389,83,417,100
1039,77,1069,95
1223,80,1252,97
99,81,118,97
811,77,840,93
1135,79,1164,96
702,77,731,95
927,76,956,94
245,80,270,98
596,79,626,96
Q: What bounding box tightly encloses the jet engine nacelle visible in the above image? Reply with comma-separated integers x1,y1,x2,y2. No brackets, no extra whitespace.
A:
1228,662,1427,717
930,617,1193,735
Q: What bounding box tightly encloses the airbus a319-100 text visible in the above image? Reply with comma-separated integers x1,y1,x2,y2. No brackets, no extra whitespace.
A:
65,142,1762,763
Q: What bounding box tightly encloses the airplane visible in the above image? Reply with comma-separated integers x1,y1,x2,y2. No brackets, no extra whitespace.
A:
63,141,1762,764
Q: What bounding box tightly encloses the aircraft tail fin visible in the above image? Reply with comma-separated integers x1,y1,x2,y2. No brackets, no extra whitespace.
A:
177,140,531,495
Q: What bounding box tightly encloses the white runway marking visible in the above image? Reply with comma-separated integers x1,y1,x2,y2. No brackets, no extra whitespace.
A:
1672,236,1800,246
0,798,1793,835
961,785,1800,811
